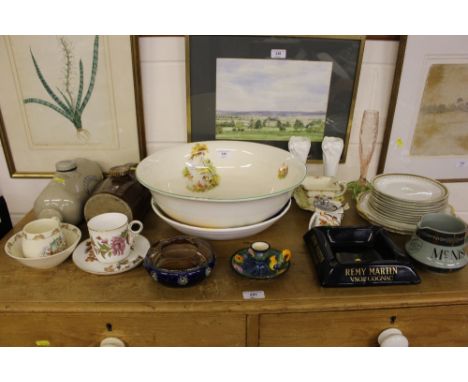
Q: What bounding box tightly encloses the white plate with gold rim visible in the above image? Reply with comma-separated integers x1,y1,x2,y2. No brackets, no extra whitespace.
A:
368,197,445,224
372,173,448,203
368,198,426,225
371,190,448,210
357,191,453,235
356,192,416,234
72,235,150,275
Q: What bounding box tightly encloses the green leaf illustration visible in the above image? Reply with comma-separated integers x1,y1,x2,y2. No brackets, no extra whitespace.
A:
23,36,100,138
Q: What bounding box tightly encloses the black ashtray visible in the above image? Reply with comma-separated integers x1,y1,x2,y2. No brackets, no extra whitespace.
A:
303,226,420,287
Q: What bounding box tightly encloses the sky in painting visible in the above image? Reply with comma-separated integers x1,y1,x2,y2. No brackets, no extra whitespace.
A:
216,58,333,113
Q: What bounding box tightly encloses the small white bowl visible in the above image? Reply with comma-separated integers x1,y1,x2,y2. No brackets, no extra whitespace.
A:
151,198,291,240
4,223,81,269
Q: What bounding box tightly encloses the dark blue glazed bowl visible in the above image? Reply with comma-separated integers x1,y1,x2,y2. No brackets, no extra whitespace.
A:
143,236,215,287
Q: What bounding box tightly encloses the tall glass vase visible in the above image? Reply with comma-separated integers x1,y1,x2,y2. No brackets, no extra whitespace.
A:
359,110,379,185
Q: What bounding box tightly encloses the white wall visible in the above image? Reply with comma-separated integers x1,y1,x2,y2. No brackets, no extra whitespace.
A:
1,37,467,224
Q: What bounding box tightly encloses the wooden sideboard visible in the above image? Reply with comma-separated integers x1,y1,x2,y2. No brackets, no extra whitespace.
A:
1,198,468,346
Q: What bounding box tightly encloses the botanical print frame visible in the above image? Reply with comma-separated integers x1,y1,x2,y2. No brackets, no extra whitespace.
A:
379,36,468,182
186,35,365,162
0,35,146,178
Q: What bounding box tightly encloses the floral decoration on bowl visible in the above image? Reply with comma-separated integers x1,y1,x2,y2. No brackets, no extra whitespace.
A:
182,143,220,192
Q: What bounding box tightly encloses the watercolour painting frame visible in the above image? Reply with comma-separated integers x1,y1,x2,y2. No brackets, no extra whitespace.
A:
186,35,365,162
379,36,468,182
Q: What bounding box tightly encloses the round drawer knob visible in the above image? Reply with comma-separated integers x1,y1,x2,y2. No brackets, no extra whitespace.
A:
100,337,126,347
378,328,409,347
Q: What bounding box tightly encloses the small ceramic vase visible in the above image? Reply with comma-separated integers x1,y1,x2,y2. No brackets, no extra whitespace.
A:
321,136,344,177
21,217,66,258
288,136,311,164
87,212,143,264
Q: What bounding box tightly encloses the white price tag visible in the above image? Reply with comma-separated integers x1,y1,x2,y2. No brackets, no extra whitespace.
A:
242,290,265,300
217,149,233,159
456,160,468,168
271,49,286,59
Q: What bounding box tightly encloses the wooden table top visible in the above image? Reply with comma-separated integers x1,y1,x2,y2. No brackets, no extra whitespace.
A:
1,197,468,314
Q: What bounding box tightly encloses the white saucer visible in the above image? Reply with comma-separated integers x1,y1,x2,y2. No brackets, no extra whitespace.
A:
72,235,150,275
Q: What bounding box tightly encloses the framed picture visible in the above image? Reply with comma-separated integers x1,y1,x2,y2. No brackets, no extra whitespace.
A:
379,36,468,182
186,35,365,162
0,35,146,178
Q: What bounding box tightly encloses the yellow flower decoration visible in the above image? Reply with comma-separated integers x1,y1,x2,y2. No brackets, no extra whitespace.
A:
269,256,278,271
233,254,244,264
282,249,292,262
191,143,208,158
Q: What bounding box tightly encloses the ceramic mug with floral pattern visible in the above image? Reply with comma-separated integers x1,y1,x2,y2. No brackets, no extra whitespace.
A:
21,217,66,258
87,212,143,264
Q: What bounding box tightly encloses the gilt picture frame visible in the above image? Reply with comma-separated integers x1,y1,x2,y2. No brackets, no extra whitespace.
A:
0,35,146,178
379,36,468,182
186,35,365,162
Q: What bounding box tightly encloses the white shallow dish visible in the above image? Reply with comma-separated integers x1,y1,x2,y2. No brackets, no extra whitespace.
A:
137,141,306,228
372,173,448,203
4,223,81,269
72,235,150,275
151,198,291,240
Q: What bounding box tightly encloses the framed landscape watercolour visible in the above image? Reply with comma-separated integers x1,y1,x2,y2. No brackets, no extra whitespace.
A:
186,36,365,162
379,36,468,182
0,35,146,178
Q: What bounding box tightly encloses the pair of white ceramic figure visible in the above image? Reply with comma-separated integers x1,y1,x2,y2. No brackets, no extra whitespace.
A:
288,136,344,177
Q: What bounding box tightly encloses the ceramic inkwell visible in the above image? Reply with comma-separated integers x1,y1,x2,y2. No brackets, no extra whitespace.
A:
231,241,291,279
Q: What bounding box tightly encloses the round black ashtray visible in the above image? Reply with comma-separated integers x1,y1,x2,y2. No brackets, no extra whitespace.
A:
143,236,215,287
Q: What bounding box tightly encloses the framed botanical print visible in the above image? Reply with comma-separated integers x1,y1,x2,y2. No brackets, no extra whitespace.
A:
0,35,146,178
379,35,468,182
186,35,365,162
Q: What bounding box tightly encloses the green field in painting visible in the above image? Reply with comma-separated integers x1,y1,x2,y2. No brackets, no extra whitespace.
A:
215,114,325,142
217,129,323,141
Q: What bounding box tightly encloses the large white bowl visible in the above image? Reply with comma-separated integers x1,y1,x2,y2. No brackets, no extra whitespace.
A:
137,141,306,228
151,198,291,240
4,223,81,269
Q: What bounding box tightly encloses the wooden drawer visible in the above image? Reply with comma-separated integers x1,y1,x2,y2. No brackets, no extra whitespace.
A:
0,312,246,346
259,305,468,346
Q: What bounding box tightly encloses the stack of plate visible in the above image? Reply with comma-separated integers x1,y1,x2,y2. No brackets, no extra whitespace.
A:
356,173,450,234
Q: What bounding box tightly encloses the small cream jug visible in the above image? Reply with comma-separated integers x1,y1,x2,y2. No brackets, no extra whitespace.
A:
405,213,468,271
21,218,66,258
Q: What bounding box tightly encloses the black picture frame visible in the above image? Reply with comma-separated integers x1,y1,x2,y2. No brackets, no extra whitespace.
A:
186,35,365,162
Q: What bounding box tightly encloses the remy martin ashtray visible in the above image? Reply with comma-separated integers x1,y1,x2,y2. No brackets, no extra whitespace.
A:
303,226,420,287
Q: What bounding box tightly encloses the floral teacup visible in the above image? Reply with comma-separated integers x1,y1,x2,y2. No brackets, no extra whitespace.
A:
21,217,66,258
88,212,143,264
